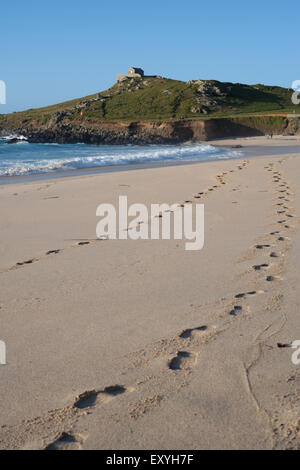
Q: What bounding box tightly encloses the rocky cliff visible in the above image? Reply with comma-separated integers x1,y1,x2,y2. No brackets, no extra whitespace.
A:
0,115,294,145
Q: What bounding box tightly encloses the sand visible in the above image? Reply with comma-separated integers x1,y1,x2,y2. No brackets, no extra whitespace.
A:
0,136,300,450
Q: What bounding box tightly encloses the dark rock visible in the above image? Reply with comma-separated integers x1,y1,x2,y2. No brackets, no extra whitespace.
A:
6,138,25,144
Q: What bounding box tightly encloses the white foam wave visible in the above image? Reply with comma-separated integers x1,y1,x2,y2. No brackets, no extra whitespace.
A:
0,143,243,177
0,134,27,141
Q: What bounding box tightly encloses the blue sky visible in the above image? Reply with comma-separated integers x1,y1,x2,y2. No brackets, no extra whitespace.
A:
1,0,299,113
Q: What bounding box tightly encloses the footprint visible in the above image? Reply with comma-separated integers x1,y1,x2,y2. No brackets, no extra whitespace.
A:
229,305,243,316
16,258,37,266
270,252,281,258
252,263,269,271
235,293,246,299
46,250,60,255
74,390,98,409
46,432,86,451
74,385,132,409
179,325,208,339
266,275,281,282
235,290,263,299
169,351,198,370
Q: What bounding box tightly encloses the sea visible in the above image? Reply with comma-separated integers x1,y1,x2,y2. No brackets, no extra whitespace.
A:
0,134,243,178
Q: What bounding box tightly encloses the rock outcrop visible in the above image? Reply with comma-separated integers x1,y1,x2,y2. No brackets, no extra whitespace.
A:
282,117,300,136
0,115,290,145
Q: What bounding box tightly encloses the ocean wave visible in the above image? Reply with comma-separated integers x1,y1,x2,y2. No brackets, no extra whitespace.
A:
0,134,27,141
0,143,243,177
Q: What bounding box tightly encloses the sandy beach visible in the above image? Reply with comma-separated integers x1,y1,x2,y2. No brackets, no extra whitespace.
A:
0,136,300,450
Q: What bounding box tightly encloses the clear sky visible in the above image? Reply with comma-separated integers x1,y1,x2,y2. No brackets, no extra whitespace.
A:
1,0,299,113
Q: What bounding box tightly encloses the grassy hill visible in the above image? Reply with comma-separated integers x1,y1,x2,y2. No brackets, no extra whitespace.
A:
1,76,299,128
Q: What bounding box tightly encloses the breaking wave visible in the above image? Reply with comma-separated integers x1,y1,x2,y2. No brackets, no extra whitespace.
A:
0,140,243,177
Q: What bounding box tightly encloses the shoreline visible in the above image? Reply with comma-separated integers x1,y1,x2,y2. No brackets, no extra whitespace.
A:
1,136,300,186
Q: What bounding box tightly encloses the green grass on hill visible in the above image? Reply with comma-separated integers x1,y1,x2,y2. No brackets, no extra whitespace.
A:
1,77,300,127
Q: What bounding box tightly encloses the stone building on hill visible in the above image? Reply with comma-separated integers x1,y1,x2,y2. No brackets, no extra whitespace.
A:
117,67,144,82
